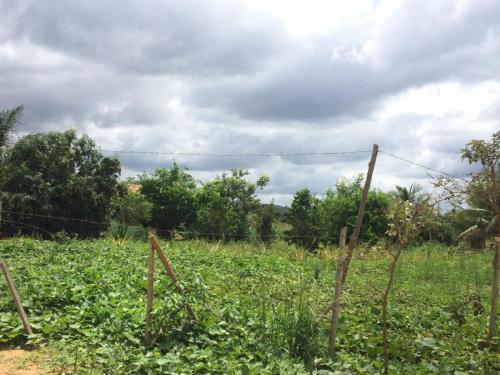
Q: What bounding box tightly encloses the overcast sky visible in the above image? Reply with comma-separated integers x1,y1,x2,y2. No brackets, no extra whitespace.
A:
1,0,499,205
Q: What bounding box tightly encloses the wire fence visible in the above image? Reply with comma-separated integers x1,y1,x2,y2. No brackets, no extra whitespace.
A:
0,146,472,241
0,211,332,241
100,149,372,158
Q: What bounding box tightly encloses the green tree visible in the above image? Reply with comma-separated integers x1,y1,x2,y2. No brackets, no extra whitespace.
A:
381,199,436,373
391,184,429,204
285,188,320,250
1,130,121,237
111,183,152,239
435,130,499,345
257,201,275,246
389,183,452,243
319,175,391,245
0,105,22,149
139,163,197,237
194,169,269,241
436,133,499,248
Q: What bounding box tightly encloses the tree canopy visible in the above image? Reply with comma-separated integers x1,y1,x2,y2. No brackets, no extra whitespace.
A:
0,105,23,149
139,163,197,237
193,169,269,241
1,129,121,237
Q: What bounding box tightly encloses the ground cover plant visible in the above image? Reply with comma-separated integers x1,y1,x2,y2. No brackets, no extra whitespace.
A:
0,238,498,374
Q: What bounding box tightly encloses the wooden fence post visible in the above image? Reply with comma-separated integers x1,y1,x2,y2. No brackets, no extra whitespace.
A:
328,227,347,358
0,261,33,335
145,242,154,346
341,144,378,284
149,234,197,322
487,237,500,343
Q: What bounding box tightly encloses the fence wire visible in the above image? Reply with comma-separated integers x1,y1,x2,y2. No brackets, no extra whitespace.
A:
0,146,474,241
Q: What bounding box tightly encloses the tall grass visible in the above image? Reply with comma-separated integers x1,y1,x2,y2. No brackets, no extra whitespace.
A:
259,281,322,365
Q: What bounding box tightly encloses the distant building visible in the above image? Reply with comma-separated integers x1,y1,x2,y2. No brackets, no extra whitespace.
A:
128,184,141,193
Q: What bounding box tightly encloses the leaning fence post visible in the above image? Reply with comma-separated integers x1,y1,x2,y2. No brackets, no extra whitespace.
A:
341,144,378,283
0,261,33,336
149,234,197,322
145,240,155,346
328,226,347,358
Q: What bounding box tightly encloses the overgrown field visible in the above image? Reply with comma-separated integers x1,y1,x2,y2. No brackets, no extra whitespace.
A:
0,238,498,374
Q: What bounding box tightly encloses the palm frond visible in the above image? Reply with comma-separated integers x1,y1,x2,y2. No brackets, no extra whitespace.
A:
0,105,23,146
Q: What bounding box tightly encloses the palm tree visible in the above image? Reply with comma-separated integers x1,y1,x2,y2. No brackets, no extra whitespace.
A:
0,105,23,148
392,184,430,204
392,184,435,240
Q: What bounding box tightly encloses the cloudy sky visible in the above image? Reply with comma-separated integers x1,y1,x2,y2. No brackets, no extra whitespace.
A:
1,0,499,205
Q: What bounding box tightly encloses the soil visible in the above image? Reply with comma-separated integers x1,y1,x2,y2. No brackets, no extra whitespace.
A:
0,350,41,375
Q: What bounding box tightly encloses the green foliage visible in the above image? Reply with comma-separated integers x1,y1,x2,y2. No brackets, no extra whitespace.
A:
0,105,23,148
391,184,429,204
257,202,275,245
386,199,437,247
261,281,321,364
428,217,457,245
462,131,499,226
0,238,498,374
1,130,121,237
321,176,391,243
110,184,152,239
139,163,197,237
193,169,269,241
436,130,499,241
445,208,488,235
286,177,392,250
285,188,320,250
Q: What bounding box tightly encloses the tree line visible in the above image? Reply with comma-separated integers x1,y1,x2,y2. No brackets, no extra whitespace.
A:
0,106,497,250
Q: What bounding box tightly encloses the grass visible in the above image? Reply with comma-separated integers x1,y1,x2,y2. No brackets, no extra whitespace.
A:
0,238,498,374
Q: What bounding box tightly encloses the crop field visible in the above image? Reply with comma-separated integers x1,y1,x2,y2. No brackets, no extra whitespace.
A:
0,238,498,374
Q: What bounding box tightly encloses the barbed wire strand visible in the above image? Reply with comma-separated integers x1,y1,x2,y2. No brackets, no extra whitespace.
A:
7,140,469,179
0,218,54,237
0,210,335,240
100,149,371,157
378,150,468,181
104,148,470,182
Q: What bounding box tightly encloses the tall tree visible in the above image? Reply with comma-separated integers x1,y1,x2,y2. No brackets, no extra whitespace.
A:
257,201,276,246
436,130,499,345
0,105,22,149
0,105,23,234
392,184,429,204
110,182,152,239
320,176,391,245
1,130,121,237
285,188,320,250
194,169,269,241
139,163,197,237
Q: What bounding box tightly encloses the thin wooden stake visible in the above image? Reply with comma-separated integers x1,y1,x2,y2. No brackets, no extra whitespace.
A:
328,227,347,358
341,144,378,284
149,234,197,322
0,261,33,335
145,243,154,346
487,237,500,343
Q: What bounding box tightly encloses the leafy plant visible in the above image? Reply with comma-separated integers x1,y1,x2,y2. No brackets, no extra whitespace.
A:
110,184,152,240
0,238,498,374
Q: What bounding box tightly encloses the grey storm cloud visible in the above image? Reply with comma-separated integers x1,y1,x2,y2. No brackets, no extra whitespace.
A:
1,0,499,204
14,0,289,76
192,0,500,121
